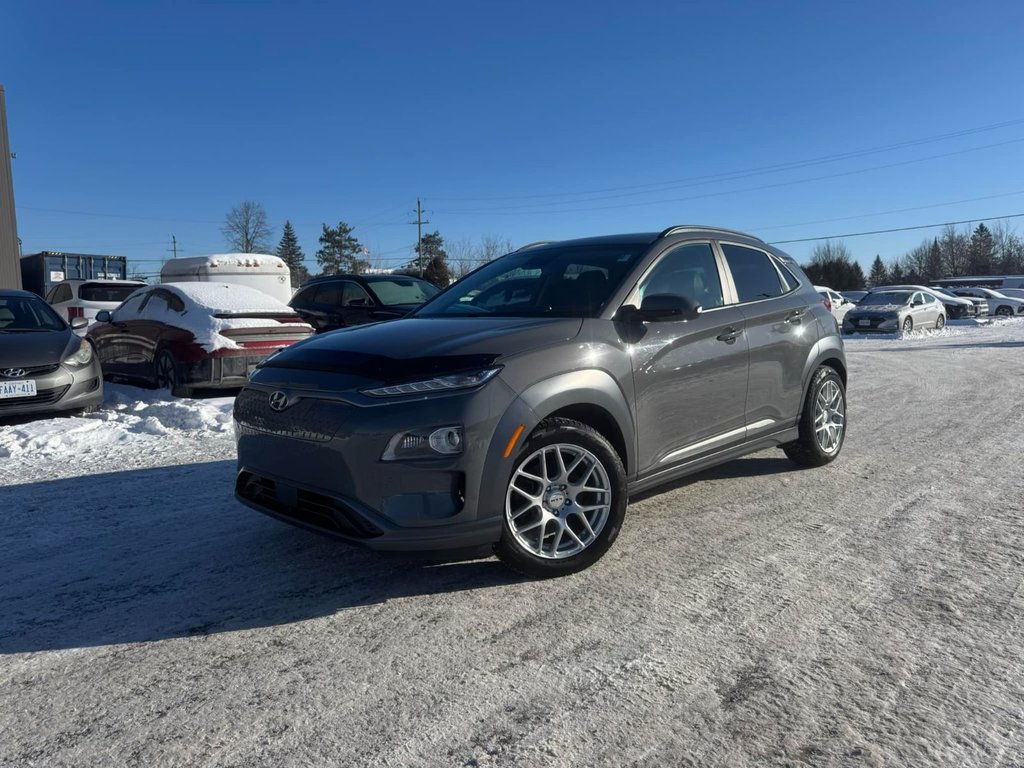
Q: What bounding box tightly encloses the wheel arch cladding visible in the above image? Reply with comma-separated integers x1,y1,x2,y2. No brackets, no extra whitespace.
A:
517,369,635,476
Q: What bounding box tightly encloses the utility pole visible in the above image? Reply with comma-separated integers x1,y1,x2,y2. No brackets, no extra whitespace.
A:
411,198,430,278
165,235,178,265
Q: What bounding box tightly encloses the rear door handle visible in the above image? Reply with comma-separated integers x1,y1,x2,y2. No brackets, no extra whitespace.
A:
786,309,806,324
716,327,743,344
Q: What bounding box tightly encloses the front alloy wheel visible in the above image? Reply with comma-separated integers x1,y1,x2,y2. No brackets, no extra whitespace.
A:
783,366,846,467
496,418,626,577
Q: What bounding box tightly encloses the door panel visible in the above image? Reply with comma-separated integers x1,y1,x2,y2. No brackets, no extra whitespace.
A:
632,307,750,473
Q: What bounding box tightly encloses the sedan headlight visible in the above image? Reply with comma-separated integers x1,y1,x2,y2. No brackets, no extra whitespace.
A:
63,339,94,368
362,367,501,398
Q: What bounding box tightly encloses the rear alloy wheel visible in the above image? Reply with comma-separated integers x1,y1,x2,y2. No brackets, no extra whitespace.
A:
902,316,914,333
935,313,946,330
996,305,1013,317
496,418,626,578
155,350,191,398
783,366,846,467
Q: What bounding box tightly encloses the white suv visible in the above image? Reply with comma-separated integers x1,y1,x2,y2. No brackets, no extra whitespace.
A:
951,287,1024,317
46,279,147,328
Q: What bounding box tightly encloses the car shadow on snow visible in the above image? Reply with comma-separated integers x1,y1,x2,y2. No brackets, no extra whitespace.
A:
0,461,520,654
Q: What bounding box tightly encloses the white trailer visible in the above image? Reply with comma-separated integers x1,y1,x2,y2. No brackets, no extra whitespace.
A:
159,254,292,303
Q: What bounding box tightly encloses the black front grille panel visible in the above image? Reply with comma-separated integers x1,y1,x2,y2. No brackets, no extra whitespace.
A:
0,363,60,378
233,388,341,442
0,385,70,409
237,471,382,539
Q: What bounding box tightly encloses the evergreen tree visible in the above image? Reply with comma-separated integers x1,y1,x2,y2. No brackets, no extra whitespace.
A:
967,223,995,275
276,220,309,286
888,259,906,283
408,230,452,287
315,221,369,275
867,255,888,287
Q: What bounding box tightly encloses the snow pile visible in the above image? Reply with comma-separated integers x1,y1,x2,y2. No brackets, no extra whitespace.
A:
0,384,234,459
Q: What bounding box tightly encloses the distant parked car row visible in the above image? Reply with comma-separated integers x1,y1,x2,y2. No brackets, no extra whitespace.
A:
842,288,947,334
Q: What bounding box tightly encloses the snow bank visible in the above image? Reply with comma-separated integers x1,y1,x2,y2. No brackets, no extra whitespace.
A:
0,384,234,460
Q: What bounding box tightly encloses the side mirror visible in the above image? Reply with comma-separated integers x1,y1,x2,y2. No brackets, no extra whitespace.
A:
70,316,89,330
621,293,702,322
95,310,112,323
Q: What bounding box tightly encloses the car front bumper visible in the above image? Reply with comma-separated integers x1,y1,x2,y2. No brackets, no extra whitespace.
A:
233,373,532,552
0,359,103,419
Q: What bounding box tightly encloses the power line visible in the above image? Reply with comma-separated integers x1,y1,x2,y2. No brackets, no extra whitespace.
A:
434,137,1024,215
429,117,1024,203
767,213,1024,245
753,189,1024,233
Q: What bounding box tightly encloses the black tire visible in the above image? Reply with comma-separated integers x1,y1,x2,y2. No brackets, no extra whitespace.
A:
996,305,1013,317
902,316,914,333
935,313,946,330
154,349,192,398
494,417,627,578
783,366,846,467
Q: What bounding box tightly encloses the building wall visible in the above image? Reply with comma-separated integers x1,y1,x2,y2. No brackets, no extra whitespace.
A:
0,85,22,289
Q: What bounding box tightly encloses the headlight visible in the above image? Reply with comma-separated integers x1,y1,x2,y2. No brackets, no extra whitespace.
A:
382,425,464,461
63,339,94,368
362,367,501,398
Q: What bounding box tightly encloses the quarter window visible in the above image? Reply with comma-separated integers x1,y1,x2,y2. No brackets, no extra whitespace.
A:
639,243,724,310
720,244,786,303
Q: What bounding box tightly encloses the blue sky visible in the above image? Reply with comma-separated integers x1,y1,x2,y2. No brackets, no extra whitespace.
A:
5,0,1024,278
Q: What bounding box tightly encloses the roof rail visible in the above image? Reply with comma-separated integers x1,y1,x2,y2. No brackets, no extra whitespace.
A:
515,240,556,252
656,225,765,244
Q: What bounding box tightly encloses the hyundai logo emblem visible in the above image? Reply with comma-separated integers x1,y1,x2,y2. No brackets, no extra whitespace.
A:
2,368,27,378
268,391,289,412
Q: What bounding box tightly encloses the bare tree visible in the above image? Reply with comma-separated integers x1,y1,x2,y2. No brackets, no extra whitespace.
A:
447,235,516,279
809,240,853,266
222,200,273,253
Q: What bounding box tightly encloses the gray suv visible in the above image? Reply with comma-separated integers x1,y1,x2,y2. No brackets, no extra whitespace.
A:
234,226,847,577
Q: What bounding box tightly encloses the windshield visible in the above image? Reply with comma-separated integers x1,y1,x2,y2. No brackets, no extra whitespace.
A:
366,277,440,306
0,295,67,331
80,283,144,303
861,291,911,305
415,244,646,318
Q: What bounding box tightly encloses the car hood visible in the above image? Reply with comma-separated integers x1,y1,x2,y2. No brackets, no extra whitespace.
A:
847,304,905,315
260,316,584,383
0,330,75,367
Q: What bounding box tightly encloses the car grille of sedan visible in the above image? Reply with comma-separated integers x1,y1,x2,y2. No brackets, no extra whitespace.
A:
233,388,341,442
0,385,70,409
0,364,60,379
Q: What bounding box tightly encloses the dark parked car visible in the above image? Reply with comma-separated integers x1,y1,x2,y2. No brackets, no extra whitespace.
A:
289,274,440,332
88,282,313,397
235,226,847,577
0,289,103,418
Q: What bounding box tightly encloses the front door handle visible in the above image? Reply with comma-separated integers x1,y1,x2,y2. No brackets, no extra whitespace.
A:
716,327,743,344
786,309,805,324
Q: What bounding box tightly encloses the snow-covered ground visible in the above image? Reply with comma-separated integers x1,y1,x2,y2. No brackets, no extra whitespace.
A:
2,319,1024,766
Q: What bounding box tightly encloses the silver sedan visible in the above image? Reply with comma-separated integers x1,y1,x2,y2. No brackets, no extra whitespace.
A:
842,289,946,334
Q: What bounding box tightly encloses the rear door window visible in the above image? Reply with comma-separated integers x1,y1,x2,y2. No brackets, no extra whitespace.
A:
314,282,344,305
720,244,786,303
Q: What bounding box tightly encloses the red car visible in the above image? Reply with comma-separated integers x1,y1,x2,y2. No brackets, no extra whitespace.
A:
88,282,313,396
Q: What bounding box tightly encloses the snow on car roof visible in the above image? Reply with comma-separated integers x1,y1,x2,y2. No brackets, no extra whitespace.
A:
160,282,293,313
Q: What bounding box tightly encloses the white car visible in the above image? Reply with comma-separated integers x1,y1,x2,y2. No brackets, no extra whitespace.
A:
46,279,148,327
950,287,1024,317
814,285,853,319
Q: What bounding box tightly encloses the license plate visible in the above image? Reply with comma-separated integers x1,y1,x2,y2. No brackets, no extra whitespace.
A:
858,319,870,327
0,379,37,399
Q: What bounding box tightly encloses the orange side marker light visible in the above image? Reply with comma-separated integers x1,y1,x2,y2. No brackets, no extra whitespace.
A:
503,424,526,458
